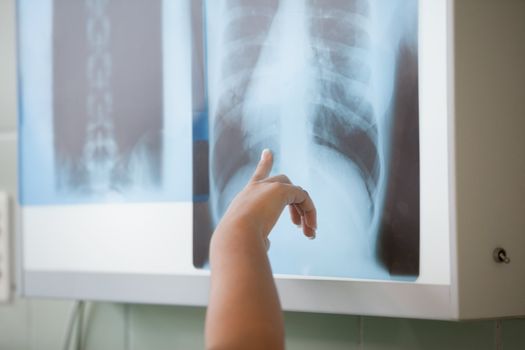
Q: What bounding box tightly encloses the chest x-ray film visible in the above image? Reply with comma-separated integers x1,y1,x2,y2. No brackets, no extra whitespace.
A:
193,0,420,280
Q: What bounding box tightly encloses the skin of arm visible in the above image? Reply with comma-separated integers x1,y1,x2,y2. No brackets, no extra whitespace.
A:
205,149,318,350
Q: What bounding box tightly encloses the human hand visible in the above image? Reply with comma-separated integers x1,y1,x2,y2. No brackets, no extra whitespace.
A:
217,149,317,244
207,149,307,349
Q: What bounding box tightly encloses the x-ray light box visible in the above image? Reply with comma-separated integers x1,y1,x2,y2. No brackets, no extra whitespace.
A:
16,0,525,320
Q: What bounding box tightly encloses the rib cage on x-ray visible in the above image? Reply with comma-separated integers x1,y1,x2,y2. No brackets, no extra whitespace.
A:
206,0,419,278
212,0,379,212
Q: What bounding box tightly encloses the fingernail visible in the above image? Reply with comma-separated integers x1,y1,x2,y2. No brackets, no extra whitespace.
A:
261,149,271,160
308,232,316,240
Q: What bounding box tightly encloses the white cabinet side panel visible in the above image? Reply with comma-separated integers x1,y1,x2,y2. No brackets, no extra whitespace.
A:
0,193,10,302
454,0,525,319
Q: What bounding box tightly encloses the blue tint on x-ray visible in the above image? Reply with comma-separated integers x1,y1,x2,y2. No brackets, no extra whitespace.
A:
204,0,419,279
193,111,209,142
191,0,211,203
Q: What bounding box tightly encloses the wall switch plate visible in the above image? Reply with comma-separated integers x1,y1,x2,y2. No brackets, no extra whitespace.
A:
0,192,10,302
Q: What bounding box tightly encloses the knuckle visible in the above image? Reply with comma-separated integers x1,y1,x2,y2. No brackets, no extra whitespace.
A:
277,174,291,183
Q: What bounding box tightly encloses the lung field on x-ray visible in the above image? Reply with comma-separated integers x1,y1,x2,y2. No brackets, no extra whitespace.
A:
309,0,379,205
196,0,419,279
53,0,163,199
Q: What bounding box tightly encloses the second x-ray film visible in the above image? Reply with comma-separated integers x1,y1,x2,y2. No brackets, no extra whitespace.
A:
53,0,163,199
193,0,420,280
20,0,192,205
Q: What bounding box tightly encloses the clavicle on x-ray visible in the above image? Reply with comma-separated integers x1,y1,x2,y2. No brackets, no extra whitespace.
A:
198,0,420,279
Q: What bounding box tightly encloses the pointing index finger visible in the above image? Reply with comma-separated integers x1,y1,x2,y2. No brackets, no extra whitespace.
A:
250,149,273,182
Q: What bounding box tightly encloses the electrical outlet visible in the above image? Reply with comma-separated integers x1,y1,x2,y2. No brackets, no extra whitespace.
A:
0,192,10,302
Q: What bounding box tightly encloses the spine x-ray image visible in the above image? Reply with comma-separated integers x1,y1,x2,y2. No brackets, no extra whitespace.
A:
194,0,420,279
53,0,163,199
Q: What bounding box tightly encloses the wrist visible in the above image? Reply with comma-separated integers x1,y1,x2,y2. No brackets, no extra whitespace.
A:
210,216,265,254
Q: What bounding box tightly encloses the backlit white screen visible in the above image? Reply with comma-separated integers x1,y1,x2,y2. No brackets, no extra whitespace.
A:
19,0,450,287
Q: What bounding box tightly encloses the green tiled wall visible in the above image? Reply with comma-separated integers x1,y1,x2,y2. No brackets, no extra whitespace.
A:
362,317,495,350
1,0,524,349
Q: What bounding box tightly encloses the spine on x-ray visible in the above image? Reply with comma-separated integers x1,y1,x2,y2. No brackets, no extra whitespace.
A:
82,0,119,193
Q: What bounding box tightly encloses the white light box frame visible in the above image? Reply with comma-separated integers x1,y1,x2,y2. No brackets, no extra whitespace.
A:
16,0,525,320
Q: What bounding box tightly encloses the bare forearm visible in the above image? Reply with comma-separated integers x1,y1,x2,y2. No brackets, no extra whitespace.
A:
204,150,316,349
205,221,284,350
